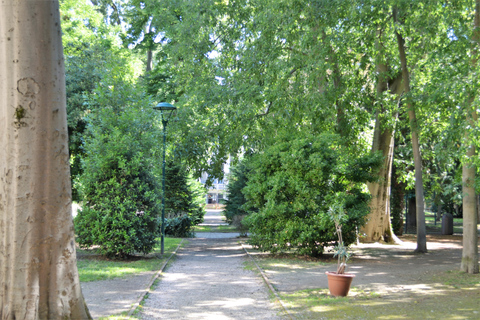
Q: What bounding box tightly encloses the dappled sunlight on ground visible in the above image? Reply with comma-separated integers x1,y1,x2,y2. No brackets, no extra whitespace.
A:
282,283,480,319
247,234,480,319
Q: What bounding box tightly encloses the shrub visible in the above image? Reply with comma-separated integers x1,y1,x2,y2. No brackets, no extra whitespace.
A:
74,174,160,258
74,82,162,258
243,133,381,257
164,215,194,238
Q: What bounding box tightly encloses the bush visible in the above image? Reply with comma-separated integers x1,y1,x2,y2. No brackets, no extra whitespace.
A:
74,82,162,258
242,133,381,257
164,215,194,238
74,164,161,257
74,177,160,258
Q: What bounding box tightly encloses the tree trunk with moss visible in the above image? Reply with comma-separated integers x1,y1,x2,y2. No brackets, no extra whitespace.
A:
0,0,92,318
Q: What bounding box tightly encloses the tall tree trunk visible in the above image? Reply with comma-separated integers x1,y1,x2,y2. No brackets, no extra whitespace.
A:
0,1,92,318
391,161,405,236
145,22,153,73
146,50,153,72
363,111,397,242
394,9,427,253
361,29,402,243
477,196,480,223
407,194,417,232
461,0,479,274
461,129,478,273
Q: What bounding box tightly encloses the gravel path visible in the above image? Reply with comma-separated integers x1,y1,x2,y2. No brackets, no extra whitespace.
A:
139,236,284,320
81,271,157,318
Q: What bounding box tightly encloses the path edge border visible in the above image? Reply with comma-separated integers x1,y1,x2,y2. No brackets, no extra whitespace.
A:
127,239,185,317
241,243,293,320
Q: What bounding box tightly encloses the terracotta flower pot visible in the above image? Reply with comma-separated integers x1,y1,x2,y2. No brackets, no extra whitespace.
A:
325,271,355,297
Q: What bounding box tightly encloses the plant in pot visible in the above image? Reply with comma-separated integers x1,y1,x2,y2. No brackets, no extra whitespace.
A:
325,194,355,297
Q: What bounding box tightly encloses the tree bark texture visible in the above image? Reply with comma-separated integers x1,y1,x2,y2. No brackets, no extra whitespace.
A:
461,0,479,274
146,50,153,72
477,196,480,223
361,29,401,243
461,138,479,274
406,195,417,232
390,162,405,236
0,1,92,318
363,111,397,242
394,10,427,253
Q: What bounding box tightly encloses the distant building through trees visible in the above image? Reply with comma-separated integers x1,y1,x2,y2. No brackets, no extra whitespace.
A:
199,160,230,208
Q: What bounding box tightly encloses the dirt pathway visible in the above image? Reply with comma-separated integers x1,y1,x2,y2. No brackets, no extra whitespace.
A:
139,235,284,320
249,234,469,296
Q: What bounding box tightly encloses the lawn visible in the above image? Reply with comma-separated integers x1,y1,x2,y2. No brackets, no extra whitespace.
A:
76,237,183,282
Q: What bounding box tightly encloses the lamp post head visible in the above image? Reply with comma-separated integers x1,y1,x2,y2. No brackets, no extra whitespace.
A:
153,102,176,111
153,102,177,126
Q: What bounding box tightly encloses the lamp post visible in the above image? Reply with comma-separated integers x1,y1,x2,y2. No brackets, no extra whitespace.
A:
153,102,177,254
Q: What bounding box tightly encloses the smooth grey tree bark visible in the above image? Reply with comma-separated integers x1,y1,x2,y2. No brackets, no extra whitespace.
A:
461,0,479,274
0,0,92,318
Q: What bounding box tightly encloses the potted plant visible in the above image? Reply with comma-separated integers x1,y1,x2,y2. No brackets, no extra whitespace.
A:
325,194,355,297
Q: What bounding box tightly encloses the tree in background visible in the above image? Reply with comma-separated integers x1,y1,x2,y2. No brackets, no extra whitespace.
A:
0,0,91,317
164,160,206,237
61,0,128,200
414,0,480,272
223,156,252,224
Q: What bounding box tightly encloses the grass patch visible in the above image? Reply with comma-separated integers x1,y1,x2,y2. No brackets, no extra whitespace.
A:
193,224,239,233
406,213,468,235
77,237,183,282
243,258,258,272
193,225,212,232
431,270,480,287
216,224,238,232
